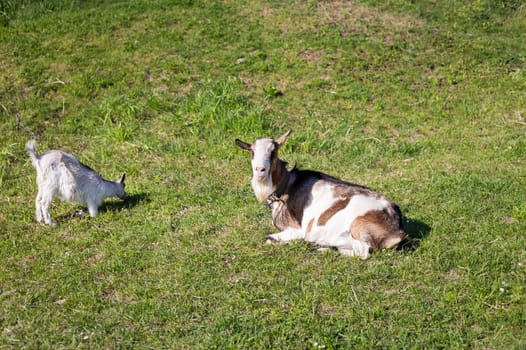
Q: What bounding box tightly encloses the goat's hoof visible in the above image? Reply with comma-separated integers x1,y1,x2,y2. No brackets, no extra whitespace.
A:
316,247,332,253
265,235,279,244
74,210,86,217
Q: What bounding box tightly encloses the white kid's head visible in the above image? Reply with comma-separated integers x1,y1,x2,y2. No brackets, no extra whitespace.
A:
115,173,126,199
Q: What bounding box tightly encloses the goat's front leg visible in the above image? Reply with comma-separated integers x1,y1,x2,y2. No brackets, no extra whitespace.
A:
266,227,304,244
87,203,99,217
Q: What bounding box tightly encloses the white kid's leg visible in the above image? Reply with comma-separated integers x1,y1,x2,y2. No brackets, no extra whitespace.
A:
87,203,98,217
266,227,304,243
35,191,43,223
40,195,54,226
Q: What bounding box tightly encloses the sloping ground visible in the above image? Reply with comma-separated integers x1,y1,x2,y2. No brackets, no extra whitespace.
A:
0,0,525,348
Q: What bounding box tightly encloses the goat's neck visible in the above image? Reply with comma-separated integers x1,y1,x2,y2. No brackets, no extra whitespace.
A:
251,159,289,203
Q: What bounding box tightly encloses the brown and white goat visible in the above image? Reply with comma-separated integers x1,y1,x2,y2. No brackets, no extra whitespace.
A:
235,130,409,259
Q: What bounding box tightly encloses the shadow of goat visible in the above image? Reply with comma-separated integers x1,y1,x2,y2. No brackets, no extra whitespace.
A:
100,192,150,212
55,192,150,222
397,217,431,251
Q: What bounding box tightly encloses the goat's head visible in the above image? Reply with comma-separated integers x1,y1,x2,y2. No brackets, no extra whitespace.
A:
235,130,291,182
115,173,126,199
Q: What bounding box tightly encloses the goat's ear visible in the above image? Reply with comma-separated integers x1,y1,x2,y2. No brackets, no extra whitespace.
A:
119,173,126,184
276,129,292,145
235,139,251,151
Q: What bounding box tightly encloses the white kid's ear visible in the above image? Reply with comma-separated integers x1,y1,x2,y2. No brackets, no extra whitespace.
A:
119,173,126,183
276,129,292,145
235,139,252,151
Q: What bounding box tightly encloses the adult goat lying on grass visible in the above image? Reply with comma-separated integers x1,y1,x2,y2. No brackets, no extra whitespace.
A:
26,140,126,226
235,130,409,259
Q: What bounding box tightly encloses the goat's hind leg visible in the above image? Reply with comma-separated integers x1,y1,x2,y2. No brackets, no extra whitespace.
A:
40,194,55,226
35,190,44,223
335,232,371,259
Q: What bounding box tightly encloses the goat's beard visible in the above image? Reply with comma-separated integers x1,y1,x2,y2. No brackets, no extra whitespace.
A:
251,175,274,203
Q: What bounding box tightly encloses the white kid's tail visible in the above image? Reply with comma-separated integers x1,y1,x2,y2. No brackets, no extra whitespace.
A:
26,140,40,169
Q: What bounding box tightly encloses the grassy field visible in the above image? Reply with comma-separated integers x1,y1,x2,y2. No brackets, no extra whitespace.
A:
1,0,525,348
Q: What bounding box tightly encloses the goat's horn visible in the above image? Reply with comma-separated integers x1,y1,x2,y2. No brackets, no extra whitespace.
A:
276,129,292,145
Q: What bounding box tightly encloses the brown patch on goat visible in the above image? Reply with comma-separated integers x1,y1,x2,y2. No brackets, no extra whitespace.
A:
349,209,407,249
306,218,315,234
318,198,350,226
332,183,379,199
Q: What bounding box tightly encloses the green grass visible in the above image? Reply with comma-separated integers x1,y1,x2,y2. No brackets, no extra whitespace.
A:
1,0,525,348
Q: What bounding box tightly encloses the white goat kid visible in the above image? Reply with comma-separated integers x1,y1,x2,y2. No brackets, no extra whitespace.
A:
26,140,126,225
236,130,409,259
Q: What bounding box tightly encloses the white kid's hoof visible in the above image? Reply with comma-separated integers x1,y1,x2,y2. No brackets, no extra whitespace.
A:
74,210,86,217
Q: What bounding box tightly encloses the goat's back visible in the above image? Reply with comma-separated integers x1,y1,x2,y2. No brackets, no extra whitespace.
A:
37,150,104,203
287,169,407,249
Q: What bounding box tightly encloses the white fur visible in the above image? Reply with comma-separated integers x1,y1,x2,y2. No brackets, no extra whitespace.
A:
267,227,304,243
315,195,389,241
251,175,274,203
250,138,276,202
270,183,389,258
251,138,274,178
26,140,125,226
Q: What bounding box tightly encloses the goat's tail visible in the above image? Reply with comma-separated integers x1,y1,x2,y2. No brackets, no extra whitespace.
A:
26,140,40,169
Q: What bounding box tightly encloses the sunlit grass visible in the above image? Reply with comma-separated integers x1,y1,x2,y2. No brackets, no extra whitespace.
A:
1,0,525,348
